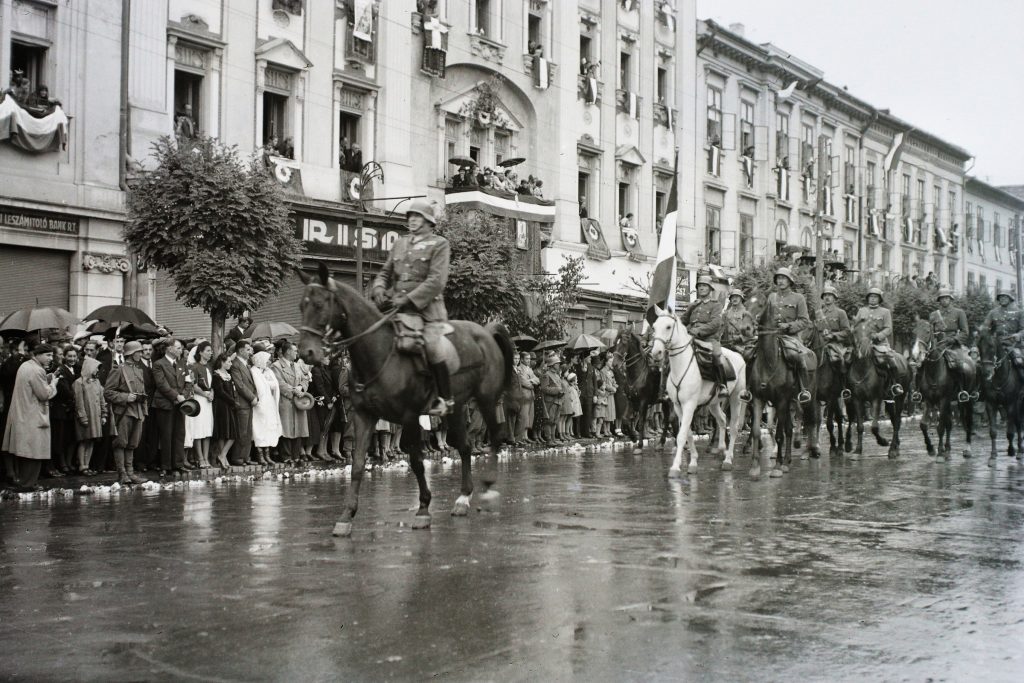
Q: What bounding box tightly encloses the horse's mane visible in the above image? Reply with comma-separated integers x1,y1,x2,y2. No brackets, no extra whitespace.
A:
327,277,384,321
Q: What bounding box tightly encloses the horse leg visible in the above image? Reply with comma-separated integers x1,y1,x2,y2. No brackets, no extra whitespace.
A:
920,403,937,459
668,400,696,478
722,392,745,471
851,399,864,459
939,402,952,460
886,397,902,459
1007,400,1019,460
332,410,374,537
825,401,838,456
475,398,503,512
708,400,728,469
447,404,474,517
843,397,854,452
803,399,821,459
986,400,999,466
401,418,433,528
872,398,889,447
633,398,648,453
959,399,973,459
769,405,787,477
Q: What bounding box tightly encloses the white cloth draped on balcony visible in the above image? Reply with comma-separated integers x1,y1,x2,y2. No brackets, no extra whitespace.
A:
0,95,68,153
445,187,556,223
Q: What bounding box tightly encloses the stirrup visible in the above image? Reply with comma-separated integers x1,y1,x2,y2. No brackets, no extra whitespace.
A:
969,391,980,402
738,389,752,403
427,398,454,417
797,390,812,404
889,385,904,398
840,388,852,400
911,391,922,403
957,391,970,403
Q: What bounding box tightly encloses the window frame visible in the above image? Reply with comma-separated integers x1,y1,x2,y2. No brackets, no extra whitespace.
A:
706,85,723,144
705,204,722,263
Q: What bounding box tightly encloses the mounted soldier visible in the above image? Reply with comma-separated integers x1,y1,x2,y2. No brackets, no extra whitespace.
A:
852,287,904,398
681,275,733,391
982,288,1024,382
767,267,815,404
816,284,852,374
371,198,454,416
928,285,972,402
721,288,756,360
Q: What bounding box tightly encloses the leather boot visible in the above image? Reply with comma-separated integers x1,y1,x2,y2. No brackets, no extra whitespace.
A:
796,366,812,404
125,450,145,484
428,362,454,416
114,448,130,485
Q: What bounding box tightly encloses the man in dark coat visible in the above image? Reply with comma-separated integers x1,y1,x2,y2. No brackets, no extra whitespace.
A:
151,338,190,475
49,345,79,474
226,315,252,344
230,340,258,465
577,354,597,438
135,340,158,470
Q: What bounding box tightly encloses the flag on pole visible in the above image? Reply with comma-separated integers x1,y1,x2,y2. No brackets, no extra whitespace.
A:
775,80,799,100
532,55,549,89
647,162,678,324
883,131,906,174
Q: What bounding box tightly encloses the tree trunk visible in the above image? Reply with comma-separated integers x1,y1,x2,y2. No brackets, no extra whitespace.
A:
211,310,226,355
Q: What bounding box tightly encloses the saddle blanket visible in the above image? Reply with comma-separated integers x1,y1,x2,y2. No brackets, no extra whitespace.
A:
395,314,461,374
693,340,736,382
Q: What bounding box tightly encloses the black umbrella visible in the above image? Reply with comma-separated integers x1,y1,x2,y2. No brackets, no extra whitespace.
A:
511,334,537,350
84,305,156,327
87,321,164,340
498,157,526,167
532,339,566,352
448,156,476,167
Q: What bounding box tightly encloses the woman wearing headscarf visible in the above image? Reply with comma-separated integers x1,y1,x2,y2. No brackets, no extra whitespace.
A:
72,356,106,475
271,341,309,464
250,351,281,465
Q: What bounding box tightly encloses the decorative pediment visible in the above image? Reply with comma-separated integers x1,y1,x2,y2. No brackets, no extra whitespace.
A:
615,144,646,167
437,83,523,132
255,37,312,71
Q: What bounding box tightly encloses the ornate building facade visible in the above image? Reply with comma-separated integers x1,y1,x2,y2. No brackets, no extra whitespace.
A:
963,178,1023,299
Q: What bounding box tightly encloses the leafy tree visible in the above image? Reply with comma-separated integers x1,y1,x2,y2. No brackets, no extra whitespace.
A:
434,207,522,323
125,136,302,351
506,255,585,340
958,287,995,339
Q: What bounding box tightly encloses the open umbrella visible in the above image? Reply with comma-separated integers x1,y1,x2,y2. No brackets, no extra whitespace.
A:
532,339,566,353
594,328,621,347
498,157,526,167
566,333,606,353
84,305,156,327
88,321,164,340
510,334,537,350
0,306,77,333
244,321,299,339
448,156,476,167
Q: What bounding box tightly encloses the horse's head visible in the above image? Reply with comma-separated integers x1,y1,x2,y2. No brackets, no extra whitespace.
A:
297,262,343,364
649,307,689,363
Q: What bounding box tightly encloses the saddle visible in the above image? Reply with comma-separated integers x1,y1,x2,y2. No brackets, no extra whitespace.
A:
778,336,817,371
394,314,460,373
822,342,848,365
693,339,736,383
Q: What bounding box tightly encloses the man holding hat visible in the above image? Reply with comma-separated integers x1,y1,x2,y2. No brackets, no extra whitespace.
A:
982,289,1024,380
372,198,455,417
516,351,540,444
152,338,192,475
768,267,815,403
682,275,729,390
1,343,59,490
103,341,148,484
928,286,972,402
538,351,564,445
852,287,904,397
817,284,853,374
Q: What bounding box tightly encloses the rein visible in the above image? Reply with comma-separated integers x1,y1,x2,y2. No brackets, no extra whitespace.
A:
300,282,399,350
652,315,699,398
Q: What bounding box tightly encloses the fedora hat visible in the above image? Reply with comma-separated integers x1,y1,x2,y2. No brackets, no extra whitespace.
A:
177,398,201,417
293,392,315,411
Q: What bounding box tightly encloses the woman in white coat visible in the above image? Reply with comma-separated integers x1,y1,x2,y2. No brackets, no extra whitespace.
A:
250,351,281,465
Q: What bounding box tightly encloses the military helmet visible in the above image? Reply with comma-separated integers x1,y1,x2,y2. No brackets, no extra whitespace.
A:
820,284,838,299
866,287,884,303
774,267,795,284
696,275,714,288
406,198,437,225
996,289,1015,303
937,285,953,300
728,288,746,301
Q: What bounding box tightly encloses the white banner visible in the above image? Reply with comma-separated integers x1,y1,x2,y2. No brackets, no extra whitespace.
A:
353,0,374,42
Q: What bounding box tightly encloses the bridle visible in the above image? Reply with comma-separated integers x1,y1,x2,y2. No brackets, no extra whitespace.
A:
651,314,700,396
300,282,398,351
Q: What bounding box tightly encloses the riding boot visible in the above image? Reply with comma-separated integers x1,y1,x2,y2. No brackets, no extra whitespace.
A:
114,448,129,485
125,450,145,484
428,362,455,417
796,366,812,404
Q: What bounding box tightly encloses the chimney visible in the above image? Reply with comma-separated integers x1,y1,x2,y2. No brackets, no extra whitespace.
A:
729,23,745,37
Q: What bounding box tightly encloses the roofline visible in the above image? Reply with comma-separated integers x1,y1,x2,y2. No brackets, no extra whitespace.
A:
965,177,1024,211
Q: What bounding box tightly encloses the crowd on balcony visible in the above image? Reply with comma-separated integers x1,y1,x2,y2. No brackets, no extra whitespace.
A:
2,70,60,116
449,164,545,198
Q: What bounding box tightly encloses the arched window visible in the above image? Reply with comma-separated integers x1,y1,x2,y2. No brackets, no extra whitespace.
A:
774,219,788,256
800,226,814,249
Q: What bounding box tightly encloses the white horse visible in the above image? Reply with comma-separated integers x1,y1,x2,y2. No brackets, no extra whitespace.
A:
649,308,748,476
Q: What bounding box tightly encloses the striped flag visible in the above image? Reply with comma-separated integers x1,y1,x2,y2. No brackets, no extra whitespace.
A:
883,131,907,174
647,162,678,324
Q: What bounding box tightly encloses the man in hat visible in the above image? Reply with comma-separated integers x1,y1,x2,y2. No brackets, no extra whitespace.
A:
538,352,564,445
768,267,815,403
982,289,1024,381
103,341,148,484
516,351,540,444
2,343,59,491
682,275,729,390
372,198,455,417
853,288,904,398
928,286,973,402
817,284,853,374
152,338,191,475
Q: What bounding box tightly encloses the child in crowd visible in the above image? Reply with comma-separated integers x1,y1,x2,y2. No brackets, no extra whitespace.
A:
72,357,106,476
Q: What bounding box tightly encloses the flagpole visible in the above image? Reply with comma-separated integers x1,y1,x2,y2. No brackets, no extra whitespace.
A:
815,134,828,290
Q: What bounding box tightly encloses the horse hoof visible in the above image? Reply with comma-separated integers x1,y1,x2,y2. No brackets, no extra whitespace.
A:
876,437,889,447
962,449,972,460
987,457,996,468
411,514,432,529
332,522,353,538
668,467,682,479
721,461,734,472
451,502,470,517
781,464,790,473
749,466,761,479
477,490,501,513
769,467,783,478
809,449,821,460
687,463,698,475
848,452,859,461
632,447,643,454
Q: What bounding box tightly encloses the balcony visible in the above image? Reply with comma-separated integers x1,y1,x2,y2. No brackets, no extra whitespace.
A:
653,103,677,128
615,89,642,118
576,74,603,104
522,53,557,85
0,91,69,154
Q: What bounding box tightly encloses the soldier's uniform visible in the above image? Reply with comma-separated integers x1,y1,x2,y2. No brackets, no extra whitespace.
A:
538,353,564,443
769,267,814,403
722,289,756,359
853,288,904,396
371,199,453,415
816,285,852,373
682,275,726,386
928,286,973,401
983,290,1024,378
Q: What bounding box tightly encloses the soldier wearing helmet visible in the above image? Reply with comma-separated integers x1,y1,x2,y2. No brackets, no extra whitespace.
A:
853,286,904,397
982,289,1024,380
681,274,728,389
928,285,972,402
721,288,756,359
816,284,852,374
371,198,454,416
769,267,814,403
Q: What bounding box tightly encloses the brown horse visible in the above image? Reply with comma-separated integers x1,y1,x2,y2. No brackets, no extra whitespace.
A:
747,294,820,478
807,324,851,458
976,329,1024,465
297,264,516,536
844,327,911,460
913,328,976,460
611,331,672,453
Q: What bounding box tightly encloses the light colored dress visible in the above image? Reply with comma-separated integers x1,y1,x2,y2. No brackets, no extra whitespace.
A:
185,365,214,443
598,367,618,421
251,367,282,448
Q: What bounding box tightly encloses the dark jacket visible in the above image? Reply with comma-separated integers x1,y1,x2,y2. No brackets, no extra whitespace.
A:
578,362,597,399
230,357,257,408
50,363,77,419
152,356,186,411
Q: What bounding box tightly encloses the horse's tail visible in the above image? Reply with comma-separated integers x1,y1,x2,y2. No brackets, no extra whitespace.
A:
486,322,516,392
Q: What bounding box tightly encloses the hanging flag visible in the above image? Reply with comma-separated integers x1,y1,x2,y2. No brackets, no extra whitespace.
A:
707,144,721,177
532,55,549,89
868,212,879,237
352,0,374,42
585,77,598,104
823,184,834,216
581,218,611,260
628,92,638,119
425,16,447,49
883,131,907,174
741,154,753,187
935,224,947,249
775,80,799,100
647,161,679,324
660,2,675,31
775,165,789,200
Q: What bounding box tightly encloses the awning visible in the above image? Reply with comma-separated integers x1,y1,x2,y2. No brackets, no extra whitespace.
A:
445,187,556,223
0,95,68,153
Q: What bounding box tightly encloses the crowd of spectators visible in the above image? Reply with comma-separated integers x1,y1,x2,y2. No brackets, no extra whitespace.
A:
449,164,545,198
3,69,60,117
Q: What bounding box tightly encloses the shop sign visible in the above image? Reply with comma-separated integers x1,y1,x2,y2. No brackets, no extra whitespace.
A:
0,206,79,235
296,214,404,262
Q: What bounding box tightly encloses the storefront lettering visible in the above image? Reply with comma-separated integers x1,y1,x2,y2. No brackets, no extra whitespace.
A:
0,206,80,235
295,215,404,261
